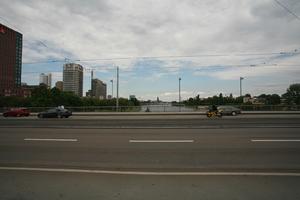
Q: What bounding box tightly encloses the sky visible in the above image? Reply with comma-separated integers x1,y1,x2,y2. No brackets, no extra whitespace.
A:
1,0,300,101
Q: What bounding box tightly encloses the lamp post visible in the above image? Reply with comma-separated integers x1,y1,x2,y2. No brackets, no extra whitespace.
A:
179,77,181,112
240,77,244,97
91,70,94,93
116,66,119,112
110,79,113,98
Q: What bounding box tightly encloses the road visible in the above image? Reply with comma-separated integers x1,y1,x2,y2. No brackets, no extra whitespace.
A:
0,114,300,128
0,115,300,199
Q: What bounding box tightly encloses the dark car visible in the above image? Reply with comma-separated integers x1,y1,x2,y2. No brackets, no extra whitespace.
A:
37,108,72,118
217,106,241,116
3,108,30,117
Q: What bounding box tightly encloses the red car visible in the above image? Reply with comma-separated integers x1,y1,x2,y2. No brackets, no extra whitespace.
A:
2,108,30,117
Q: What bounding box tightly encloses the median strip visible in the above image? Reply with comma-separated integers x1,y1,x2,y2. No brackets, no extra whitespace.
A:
24,138,78,142
129,140,194,143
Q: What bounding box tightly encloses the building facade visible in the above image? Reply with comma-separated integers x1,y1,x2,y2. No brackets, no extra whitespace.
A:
91,79,107,99
55,81,63,91
0,23,22,96
39,73,52,88
63,63,83,97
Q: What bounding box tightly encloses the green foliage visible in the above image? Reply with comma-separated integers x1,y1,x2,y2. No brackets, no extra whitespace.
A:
0,85,140,108
183,93,242,106
282,83,300,105
129,97,141,106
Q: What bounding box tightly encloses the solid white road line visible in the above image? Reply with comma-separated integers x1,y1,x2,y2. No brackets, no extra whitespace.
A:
251,139,300,142
0,166,300,176
129,140,194,143
24,138,78,142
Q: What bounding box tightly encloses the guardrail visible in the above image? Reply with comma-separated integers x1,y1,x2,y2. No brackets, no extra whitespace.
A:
0,105,300,113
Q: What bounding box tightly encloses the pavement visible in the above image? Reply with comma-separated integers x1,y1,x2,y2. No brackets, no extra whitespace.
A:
0,114,300,199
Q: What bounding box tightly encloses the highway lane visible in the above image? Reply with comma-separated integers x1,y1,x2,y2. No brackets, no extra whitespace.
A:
1,170,300,200
1,116,300,199
1,127,300,171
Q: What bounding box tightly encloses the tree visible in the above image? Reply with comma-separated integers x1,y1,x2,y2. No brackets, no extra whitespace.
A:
282,83,300,105
218,93,224,105
129,97,140,106
268,94,281,105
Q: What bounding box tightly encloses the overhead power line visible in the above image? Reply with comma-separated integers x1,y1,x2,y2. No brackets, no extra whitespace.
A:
22,50,300,65
21,62,300,74
273,0,300,21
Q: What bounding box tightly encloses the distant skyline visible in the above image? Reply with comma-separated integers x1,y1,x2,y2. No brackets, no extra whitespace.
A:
1,0,300,101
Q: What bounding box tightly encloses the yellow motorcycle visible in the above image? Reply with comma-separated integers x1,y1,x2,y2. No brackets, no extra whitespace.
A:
206,111,222,118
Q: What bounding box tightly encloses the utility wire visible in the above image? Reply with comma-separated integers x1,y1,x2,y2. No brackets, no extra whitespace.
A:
0,16,69,61
22,50,300,65
21,63,300,74
0,16,23,33
273,0,300,20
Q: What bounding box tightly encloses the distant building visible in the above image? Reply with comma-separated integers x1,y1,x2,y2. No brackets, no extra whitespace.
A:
21,85,40,98
243,96,265,105
55,81,63,91
63,63,83,97
86,90,92,97
91,79,107,99
129,95,136,100
243,96,253,104
0,23,22,96
39,73,52,88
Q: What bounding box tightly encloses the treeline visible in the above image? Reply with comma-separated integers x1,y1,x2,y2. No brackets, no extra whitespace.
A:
183,83,300,106
183,93,243,106
0,85,140,107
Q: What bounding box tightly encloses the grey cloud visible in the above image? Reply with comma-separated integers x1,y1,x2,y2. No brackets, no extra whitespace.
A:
1,0,299,77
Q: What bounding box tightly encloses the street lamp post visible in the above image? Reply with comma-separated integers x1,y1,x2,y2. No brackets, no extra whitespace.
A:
116,66,119,112
179,77,181,112
240,77,244,97
110,79,113,98
91,70,94,96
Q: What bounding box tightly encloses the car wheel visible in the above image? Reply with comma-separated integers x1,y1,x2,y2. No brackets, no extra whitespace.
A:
231,111,237,116
3,113,8,117
38,114,42,118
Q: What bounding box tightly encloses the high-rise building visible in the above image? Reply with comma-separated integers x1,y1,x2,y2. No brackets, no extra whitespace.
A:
55,81,63,91
39,73,52,88
63,63,83,96
91,79,107,99
0,23,22,96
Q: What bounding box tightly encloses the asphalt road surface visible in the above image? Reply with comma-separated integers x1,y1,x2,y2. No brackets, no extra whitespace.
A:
0,114,300,128
0,115,300,199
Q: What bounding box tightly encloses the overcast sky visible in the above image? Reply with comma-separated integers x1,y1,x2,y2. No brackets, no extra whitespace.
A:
1,0,300,101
